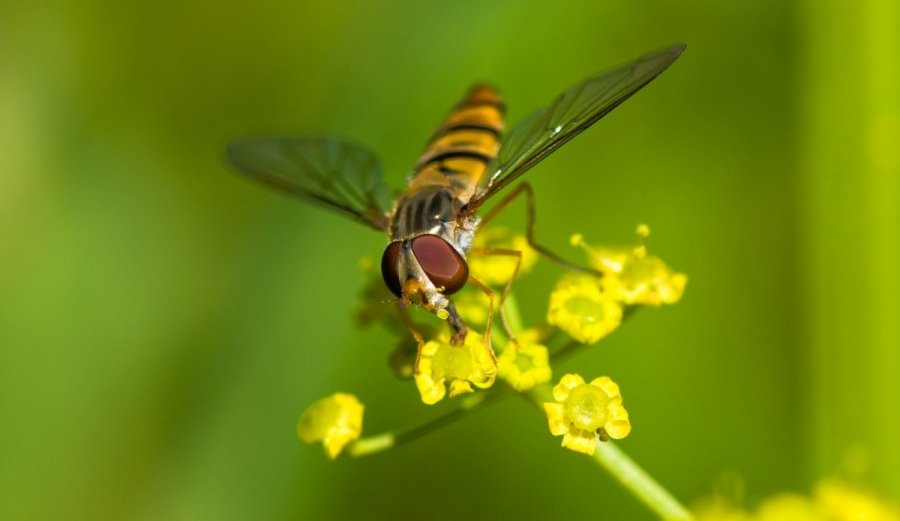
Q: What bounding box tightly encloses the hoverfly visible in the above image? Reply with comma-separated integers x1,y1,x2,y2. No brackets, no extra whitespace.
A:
228,44,685,346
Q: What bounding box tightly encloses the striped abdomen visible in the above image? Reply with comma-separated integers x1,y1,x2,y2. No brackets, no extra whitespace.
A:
405,85,505,203
390,85,504,243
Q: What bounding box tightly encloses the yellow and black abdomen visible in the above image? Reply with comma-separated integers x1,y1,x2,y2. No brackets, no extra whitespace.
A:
405,85,505,203
390,85,504,242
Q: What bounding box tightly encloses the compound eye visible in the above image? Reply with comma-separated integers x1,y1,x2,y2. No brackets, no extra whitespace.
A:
411,235,468,295
380,242,403,298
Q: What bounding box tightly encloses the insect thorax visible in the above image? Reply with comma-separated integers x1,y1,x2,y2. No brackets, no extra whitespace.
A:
389,186,477,256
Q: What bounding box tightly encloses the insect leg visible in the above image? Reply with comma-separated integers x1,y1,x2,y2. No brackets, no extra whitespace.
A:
467,246,522,340
464,275,498,361
445,303,468,346
479,182,602,276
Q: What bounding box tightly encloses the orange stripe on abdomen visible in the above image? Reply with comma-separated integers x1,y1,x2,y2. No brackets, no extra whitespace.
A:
406,84,505,203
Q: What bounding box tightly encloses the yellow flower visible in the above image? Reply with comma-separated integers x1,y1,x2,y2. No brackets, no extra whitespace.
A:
693,479,900,521
497,330,552,391
297,392,364,459
468,227,538,286
543,373,631,455
604,253,688,306
815,480,900,521
415,331,497,404
756,494,822,521
547,274,623,344
572,227,687,307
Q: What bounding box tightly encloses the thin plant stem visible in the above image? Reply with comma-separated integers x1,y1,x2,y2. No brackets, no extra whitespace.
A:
548,338,581,363
593,441,694,521
347,390,506,458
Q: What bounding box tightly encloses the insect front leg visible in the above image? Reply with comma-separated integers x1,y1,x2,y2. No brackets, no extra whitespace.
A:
445,303,468,346
479,182,602,277
467,246,523,341
464,275,497,361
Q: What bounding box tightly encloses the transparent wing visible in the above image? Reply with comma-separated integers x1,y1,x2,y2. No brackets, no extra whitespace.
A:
227,135,393,230
463,44,685,214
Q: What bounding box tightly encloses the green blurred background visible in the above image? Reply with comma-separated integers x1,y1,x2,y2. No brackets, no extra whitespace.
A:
2,1,898,519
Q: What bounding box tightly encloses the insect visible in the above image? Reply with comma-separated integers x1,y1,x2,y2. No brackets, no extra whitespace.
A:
228,44,685,346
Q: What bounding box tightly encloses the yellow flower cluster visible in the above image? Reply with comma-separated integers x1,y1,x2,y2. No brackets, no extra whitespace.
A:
320,225,687,462
414,331,497,404
571,226,687,307
694,480,900,521
297,393,364,459
817,480,900,521
546,226,686,344
543,373,631,455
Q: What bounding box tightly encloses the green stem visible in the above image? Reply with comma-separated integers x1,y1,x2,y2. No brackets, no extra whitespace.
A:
548,339,581,363
347,390,505,458
527,384,692,520
346,432,394,457
593,441,694,521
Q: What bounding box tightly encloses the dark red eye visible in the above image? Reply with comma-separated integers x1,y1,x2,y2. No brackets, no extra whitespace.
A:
380,241,403,298
411,235,468,295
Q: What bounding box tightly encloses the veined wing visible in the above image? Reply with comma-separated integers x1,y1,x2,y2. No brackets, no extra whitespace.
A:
462,44,685,214
227,135,393,231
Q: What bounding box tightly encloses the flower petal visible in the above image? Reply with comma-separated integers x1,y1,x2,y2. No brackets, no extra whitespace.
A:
562,429,597,455
297,393,364,459
543,403,569,436
553,373,585,402
590,376,621,400
448,379,474,397
414,373,446,405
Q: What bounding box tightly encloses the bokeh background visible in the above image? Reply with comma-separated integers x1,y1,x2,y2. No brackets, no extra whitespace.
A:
2,1,898,519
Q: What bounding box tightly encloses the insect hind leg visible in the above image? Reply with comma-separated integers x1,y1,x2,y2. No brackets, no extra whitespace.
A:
479,182,601,276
